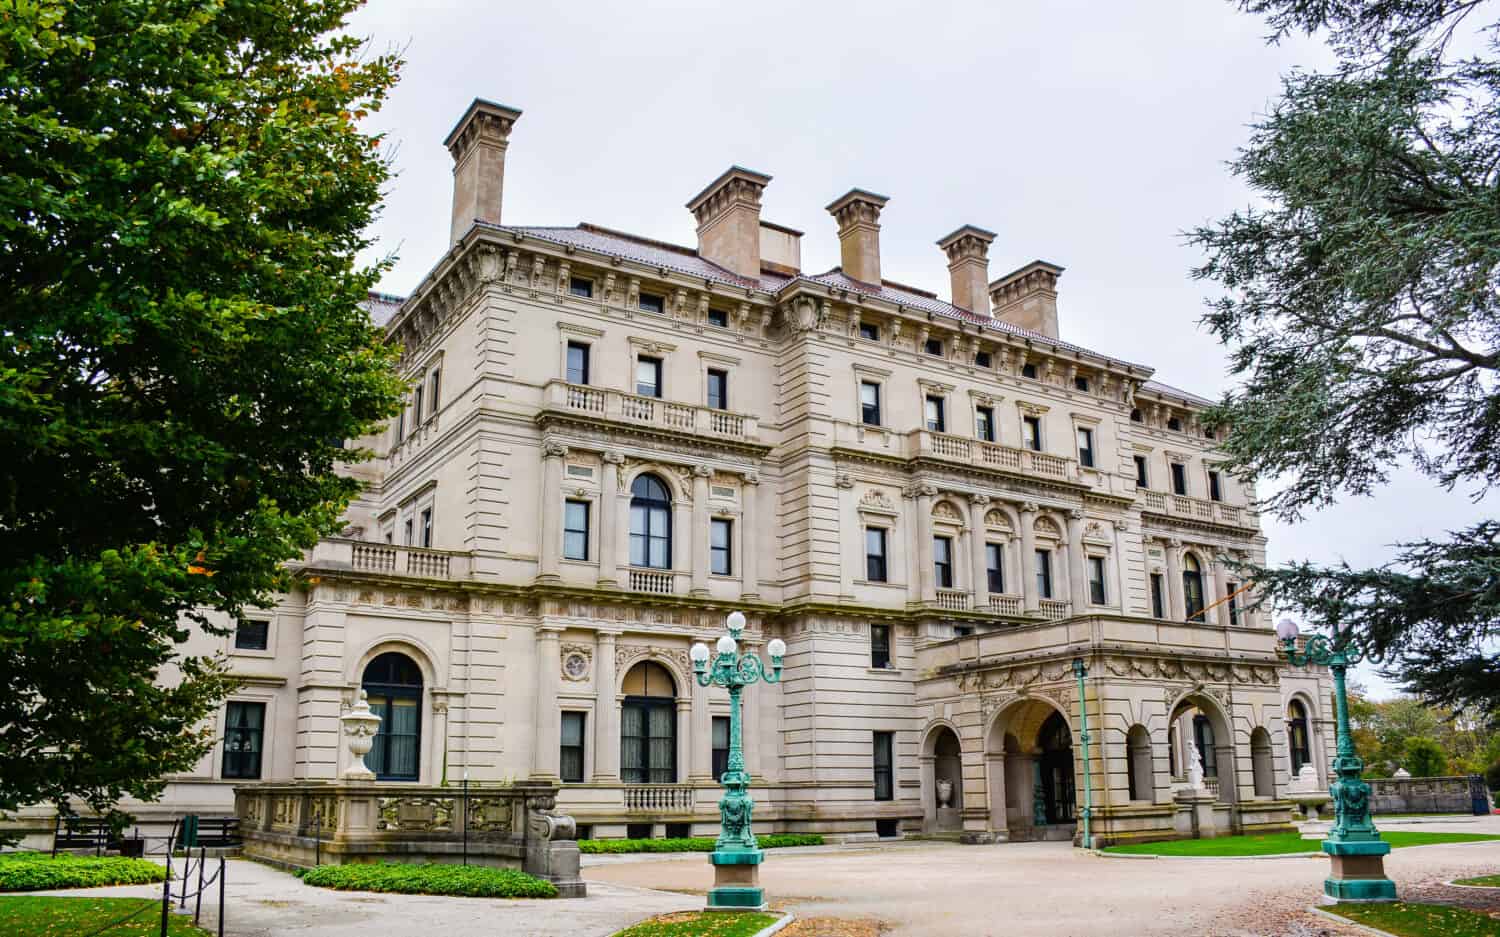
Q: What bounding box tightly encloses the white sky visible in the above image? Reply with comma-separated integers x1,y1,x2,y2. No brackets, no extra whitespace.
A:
348,0,1487,698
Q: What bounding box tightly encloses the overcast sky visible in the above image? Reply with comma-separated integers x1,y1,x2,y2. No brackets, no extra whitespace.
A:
348,0,1484,697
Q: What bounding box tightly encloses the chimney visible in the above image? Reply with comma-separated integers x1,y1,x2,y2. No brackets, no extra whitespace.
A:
444,98,522,246
686,166,772,280
825,189,889,286
758,221,802,276
936,225,996,314
989,260,1065,338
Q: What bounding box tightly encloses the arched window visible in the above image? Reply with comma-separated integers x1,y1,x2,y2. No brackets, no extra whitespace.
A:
1193,713,1217,778
362,652,423,781
1127,724,1153,802
629,475,672,569
1182,554,1206,622
1287,700,1312,775
621,661,676,783
1251,727,1275,797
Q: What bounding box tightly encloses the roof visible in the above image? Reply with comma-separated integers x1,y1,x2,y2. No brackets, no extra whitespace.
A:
361,291,406,327
1141,379,1217,408
503,223,791,291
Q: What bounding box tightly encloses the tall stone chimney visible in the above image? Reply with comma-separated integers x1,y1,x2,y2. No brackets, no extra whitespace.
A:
989,261,1065,338
936,225,996,314
826,189,889,286
686,167,772,280
444,98,522,246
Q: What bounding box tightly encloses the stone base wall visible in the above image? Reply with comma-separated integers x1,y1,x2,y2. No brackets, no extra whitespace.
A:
1370,776,1481,815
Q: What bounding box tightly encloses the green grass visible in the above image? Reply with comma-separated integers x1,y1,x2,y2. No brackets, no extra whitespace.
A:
296,862,557,898
612,911,779,937
1325,901,1500,937
1102,830,1500,857
580,834,824,854
1455,873,1500,887
0,896,212,936
0,853,167,891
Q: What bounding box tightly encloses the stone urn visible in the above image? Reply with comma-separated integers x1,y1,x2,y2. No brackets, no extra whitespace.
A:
341,689,383,780
936,778,954,808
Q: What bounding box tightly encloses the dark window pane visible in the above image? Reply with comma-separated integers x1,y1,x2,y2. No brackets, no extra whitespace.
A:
924,338,943,356
560,712,586,783
859,322,880,341
564,500,590,561
1150,574,1165,618
1088,556,1107,605
569,277,594,298
707,369,728,410
710,518,732,575
629,475,671,570
222,701,265,779
1023,416,1042,451
566,342,590,384
1130,408,1143,422
865,528,888,582
975,350,992,368
1021,363,1038,379
639,292,664,314
1134,455,1149,488
1036,550,1053,599
925,396,945,433
1171,462,1187,495
235,619,269,651
986,543,1004,594
1208,471,1222,502
636,357,662,398
712,716,731,780
1167,417,1182,431
1074,376,1090,392
933,536,953,589
860,381,881,426
620,698,676,784
708,307,729,328
870,623,891,669
1077,427,1094,467
976,407,995,441
873,732,894,801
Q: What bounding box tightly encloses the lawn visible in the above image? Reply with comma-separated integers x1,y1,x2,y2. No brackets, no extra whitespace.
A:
297,862,557,898
581,834,823,854
1455,873,1500,887
0,896,212,936
0,853,167,891
612,911,780,937
1325,901,1500,937
1102,830,1500,857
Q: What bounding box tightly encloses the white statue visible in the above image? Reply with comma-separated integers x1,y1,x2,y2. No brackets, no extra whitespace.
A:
1185,739,1205,790
341,689,383,780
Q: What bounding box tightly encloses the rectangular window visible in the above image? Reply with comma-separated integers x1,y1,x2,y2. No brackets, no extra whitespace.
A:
1167,416,1182,431
707,368,728,411
1036,549,1053,599
710,518,732,575
396,405,405,442
234,619,269,651
413,384,424,424
1150,573,1166,619
1023,415,1042,452
933,536,953,589
569,277,594,298
708,307,729,328
975,350,992,368
222,701,265,780
870,623,891,669
639,292,664,314
1227,581,1240,626
1074,375,1090,392
1208,470,1223,502
859,381,882,426
1077,427,1095,467
1088,555,1107,605
873,732,894,801
566,341,590,384
924,395,946,433
712,716,731,781
1134,455,1149,488
859,321,880,341
620,699,675,784
986,543,1005,594
1171,462,1188,495
865,527,888,582
420,508,433,548
563,500,590,561
636,356,662,398
975,407,995,442
429,368,441,415
924,337,944,357
403,517,413,546
560,712,586,783
1021,363,1038,379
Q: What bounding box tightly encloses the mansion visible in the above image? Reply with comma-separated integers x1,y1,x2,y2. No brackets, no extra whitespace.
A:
162,97,1333,847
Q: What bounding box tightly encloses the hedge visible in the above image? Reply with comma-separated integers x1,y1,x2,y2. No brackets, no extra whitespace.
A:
0,853,167,892
296,863,557,898
579,834,824,854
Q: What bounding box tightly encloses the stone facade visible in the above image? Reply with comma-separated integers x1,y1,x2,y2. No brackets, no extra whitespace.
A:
145,97,1335,846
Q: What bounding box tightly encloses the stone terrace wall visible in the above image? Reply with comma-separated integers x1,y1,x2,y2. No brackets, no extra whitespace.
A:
1369,775,1482,815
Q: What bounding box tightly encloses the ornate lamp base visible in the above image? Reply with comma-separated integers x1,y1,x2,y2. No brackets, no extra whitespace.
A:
706,848,765,911
1322,840,1397,902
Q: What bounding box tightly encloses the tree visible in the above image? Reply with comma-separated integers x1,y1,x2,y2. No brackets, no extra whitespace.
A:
1402,736,1448,777
1193,0,1500,711
0,0,403,833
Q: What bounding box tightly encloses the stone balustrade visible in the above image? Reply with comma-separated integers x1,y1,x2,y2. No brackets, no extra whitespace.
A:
544,380,759,442
622,784,696,814
627,568,676,595
908,429,1074,481
308,539,473,580
936,588,970,611
986,594,1024,616
1139,489,1255,528
1038,599,1072,620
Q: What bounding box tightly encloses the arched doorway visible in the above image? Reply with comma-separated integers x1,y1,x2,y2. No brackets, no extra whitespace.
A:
620,660,676,783
985,699,1077,841
362,651,423,781
921,725,964,833
1126,724,1154,802
1250,727,1275,798
1168,695,1236,803
1038,712,1075,824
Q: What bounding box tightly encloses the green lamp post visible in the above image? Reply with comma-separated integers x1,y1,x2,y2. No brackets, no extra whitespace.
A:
1275,617,1396,902
1071,657,1093,850
691,611,785,911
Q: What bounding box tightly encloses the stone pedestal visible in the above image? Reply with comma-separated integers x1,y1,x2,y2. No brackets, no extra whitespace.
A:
706,849,765,911
1323,840,1397,901
1173,789,1219,839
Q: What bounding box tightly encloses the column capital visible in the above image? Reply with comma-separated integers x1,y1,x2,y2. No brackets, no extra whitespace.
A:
542,440,569,460
602,450,626,465
693,464,713,478
743,470,760,485
1068,508,1085,521
1113,518,1131,531
536,624,565,638
969,493,991,506
594,628,623,640
1020,500,1040,515
1167,536,1183,548
917,483,939,498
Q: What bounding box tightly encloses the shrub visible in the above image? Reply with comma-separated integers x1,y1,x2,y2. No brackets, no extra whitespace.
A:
578,834,824,854
0,853,167,891
1484,758,1500,794
296,863,557,898
1402,736,1448,778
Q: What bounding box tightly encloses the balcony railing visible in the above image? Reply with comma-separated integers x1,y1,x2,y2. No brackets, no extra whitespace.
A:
311,539,472,580
544,381,759,443
908,430,1074,481
1140,489,1254,527
628,568,675,594
936,589,969,611
623,784,695,814
1038,599,1071,620
987,594,1023,616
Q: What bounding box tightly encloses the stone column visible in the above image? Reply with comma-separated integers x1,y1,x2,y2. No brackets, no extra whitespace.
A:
1008,533,1023,600
1066,509,1088,612
1213,558,1231,626
969,495,990,604
537,442,567,582
593,631,620,781
532,625,563,779
1113,520,1131,613
616,471,632,579
740,472,760,600
916,484,937,603
675,697,692,783
1165,538,1186,621
672,497,691,592
1019,502,1040,613
597,452,624,588
690,465,712,596
689,661,712,781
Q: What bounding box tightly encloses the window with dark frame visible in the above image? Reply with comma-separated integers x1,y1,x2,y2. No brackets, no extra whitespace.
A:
1167,416,1182,431
429,367,441,415
1036,549,1053,599
975,350,992,368
1208,470,1223,502
1150,573,1166,619
1074,376,1090,392
1087,555,1107,605
1134,454,1149,488
413,384,424,424
873,732,894,801
629,474,672,569
420,508,433,548
560,712,586,783
707,307,729,328
707,368,728,411
858,321,880,341
712,717,731,780
566,341,590,384
1077,427,1095,467
235,619,269,651
1226,581,1240,626
985,543,1004,594
222,701,265,779
569,277,594,298
870,623,891,669
1130,408,1143,422
403,517,413,546
924,395,945,433
639,292,665,314
563,500,590,561
976,406,995,442
363,652,423,781
1170,462,1188,495
924,337,943,357
710,518,732,575
933,536,954,588
865,527,888,582
859,381,882,426
1021,363,1038,379
1023,415,1042,451
636,356,662,398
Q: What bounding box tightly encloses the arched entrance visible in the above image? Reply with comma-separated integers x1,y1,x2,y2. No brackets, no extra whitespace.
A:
362,651,423,781
985,698,1077,841
1037,712,1075,824
920,724,964,833
1167,694,1237,803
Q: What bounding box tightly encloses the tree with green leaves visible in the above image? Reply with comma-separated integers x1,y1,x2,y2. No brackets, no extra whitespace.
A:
1402,736,1449,777
0,0,402,834
1193,0,1500,712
